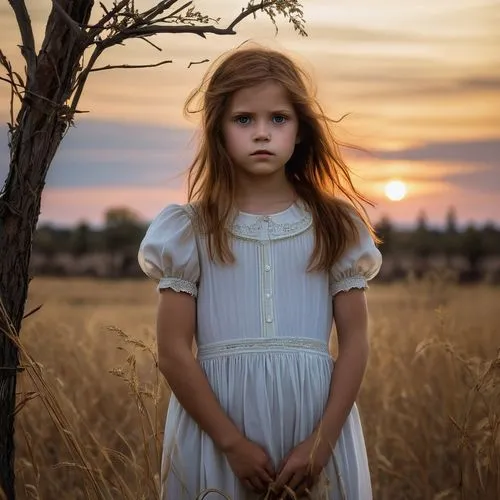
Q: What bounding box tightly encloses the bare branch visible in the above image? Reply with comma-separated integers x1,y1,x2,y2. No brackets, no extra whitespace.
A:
114,0,279,42
140,0,179,23
69,46,104,116
188,58,209,68
0,50,24,129
227,1,276,32
0,75,23,97
169,1,193,19
99,1,110,16
50,0,88,41
88,0,131,37
22,304,42,320
0,77,13,85
10,69,25,90
7,0,37,82
133,2,199,31
139,36,163,52
121,24,227,38
0,51,25,91
89,59,173,72
8,86,14,131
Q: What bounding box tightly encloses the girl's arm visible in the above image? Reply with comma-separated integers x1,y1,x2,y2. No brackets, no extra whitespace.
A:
156,289,242,451
274,288,369,494
156,289,276,491
315,287,370,443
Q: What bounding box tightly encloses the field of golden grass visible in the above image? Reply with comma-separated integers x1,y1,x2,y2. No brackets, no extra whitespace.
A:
10,276,500,499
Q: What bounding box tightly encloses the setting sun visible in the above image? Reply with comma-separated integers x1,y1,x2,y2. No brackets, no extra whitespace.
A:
385,180,407,201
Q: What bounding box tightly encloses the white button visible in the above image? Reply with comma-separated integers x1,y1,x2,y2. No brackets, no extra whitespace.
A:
265,265,271,272
266,292,272,298
266,316,273,323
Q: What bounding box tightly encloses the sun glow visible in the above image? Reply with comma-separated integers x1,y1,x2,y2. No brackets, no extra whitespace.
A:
384,180,407,201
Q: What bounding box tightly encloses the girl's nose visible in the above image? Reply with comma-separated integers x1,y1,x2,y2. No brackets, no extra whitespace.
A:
253,121,270,141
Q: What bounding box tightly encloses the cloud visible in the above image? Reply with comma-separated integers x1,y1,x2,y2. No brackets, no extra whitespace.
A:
350,158,487,183
344,75,500,100
460,77,500,91
364,139,500,194
373,138,500,166
39,186,186,226
0,119,195,188
306,24,431,44
307,21,498,49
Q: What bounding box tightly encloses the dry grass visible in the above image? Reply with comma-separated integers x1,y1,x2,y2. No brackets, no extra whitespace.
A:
9,275,500,499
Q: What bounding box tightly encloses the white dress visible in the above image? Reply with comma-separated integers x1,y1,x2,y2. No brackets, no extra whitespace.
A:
138,200,382,500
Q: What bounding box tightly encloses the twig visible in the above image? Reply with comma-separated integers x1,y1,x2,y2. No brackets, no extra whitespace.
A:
68,46,104,115
88,0,131,37
0,75,22,101
0,73,24,95
121,22,252,39
169,1,192,19
10,69,25,89
130,3,194,31
188,58,209,68
104,0,279,45
22,304,42,320
0,76,13,85
0,50,24,127
99,1,110,16
89,59,173,72
226,0,276,32
9,82,15,129
7,0,37,82
139,36,163,52
140,0,179,23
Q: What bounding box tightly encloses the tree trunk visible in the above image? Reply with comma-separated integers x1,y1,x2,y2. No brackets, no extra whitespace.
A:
0,2,93,497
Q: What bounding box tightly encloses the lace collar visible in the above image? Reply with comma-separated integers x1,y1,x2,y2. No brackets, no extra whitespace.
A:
230,200,312,241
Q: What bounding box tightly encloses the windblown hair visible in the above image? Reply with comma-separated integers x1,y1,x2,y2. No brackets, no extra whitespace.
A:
185,46,380,272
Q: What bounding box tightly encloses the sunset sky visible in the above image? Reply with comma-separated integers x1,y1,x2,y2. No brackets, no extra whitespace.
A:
0,0,499,228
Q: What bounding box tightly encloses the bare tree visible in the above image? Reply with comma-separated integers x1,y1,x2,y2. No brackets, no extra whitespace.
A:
0,1,305,497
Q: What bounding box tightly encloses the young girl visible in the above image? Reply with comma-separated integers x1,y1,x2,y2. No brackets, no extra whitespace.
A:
138,47,382,500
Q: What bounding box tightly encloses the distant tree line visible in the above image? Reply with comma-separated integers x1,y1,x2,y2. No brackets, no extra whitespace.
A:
35,206,144,257
374,207,500,282
32,207,146,278
31,206,500,283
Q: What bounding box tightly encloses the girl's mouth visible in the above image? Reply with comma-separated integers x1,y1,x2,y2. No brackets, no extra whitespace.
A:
251,150,274,156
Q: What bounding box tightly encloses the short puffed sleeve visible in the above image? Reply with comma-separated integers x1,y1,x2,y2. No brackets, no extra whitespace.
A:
138,204,200,297
329,215,382,296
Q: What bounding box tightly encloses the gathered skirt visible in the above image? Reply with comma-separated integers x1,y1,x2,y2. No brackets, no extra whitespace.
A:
160,337,372,500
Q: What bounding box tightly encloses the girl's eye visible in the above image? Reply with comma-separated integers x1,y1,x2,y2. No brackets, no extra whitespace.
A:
272,115,287,124
235,115,251,125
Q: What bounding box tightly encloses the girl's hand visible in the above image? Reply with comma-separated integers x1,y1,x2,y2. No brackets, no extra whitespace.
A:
273,434,332,499
224,436,276,494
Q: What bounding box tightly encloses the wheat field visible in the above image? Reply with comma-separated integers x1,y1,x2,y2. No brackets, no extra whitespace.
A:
10,275,500,499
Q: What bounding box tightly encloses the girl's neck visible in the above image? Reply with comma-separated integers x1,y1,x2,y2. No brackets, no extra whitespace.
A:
235,175,297,215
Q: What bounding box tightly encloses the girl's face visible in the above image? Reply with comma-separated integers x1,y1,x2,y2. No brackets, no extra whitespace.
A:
222,80,299,182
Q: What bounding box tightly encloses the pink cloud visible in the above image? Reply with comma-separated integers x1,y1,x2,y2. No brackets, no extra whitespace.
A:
39,186,187,226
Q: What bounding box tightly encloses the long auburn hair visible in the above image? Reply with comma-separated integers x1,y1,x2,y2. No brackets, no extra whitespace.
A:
185,46,380,272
